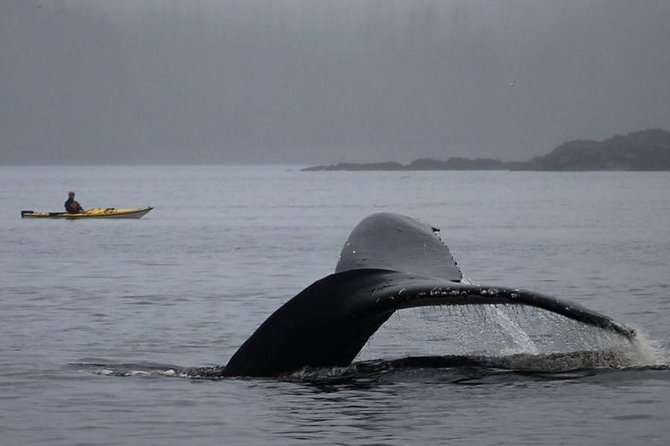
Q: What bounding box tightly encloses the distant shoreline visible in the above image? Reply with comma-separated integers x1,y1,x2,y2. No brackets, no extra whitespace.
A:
302,129,670,172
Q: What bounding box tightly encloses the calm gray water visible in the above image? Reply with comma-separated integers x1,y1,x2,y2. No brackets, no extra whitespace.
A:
1,166,669,445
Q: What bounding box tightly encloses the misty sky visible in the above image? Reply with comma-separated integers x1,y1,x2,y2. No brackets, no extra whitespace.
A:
1,0,669,165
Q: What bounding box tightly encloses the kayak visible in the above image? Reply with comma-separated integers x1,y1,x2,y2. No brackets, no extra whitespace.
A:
21,207,153,219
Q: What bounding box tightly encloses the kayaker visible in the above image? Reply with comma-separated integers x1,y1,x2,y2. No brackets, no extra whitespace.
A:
64,191,84,213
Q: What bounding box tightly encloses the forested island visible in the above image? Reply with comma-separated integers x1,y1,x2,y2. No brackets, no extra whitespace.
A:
302,129,670,171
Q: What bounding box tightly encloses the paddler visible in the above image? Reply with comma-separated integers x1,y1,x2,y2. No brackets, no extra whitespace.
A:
64,191,85,213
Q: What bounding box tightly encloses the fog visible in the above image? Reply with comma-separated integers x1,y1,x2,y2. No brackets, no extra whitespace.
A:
1,0,669,165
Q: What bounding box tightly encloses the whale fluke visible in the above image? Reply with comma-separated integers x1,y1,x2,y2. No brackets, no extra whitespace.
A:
335,213,462,281
224,213,634,377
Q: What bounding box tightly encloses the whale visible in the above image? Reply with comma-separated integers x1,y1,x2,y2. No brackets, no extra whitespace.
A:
223,213,635,377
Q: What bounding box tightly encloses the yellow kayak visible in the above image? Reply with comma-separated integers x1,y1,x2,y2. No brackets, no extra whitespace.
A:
21,207,153,219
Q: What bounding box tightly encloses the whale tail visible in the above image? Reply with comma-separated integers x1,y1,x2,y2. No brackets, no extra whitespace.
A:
335,212,462,281
224,213,635,377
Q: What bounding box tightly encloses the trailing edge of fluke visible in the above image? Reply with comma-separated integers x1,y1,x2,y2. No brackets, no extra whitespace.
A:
223,213,635,377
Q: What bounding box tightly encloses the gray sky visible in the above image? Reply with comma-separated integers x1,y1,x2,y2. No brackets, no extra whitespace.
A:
1,0,669,165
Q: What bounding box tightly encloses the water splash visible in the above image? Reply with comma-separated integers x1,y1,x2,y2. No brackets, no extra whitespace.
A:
488,306,539,355
356,304,666,370
74,305,666,382
72,362,224,379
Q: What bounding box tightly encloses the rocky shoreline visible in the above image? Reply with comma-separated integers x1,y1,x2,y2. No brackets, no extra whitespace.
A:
303,129,670,171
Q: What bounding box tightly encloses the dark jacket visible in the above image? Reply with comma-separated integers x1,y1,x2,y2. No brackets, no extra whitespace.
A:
65,198,83,213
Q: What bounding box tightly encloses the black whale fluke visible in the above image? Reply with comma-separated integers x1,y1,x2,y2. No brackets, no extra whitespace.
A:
223,213,635,377
335,213,462,281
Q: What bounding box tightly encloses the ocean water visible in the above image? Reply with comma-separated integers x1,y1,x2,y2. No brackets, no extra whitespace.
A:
1,165,669,445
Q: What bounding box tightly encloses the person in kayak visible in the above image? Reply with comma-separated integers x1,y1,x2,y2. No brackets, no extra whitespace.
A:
64,191,84,213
